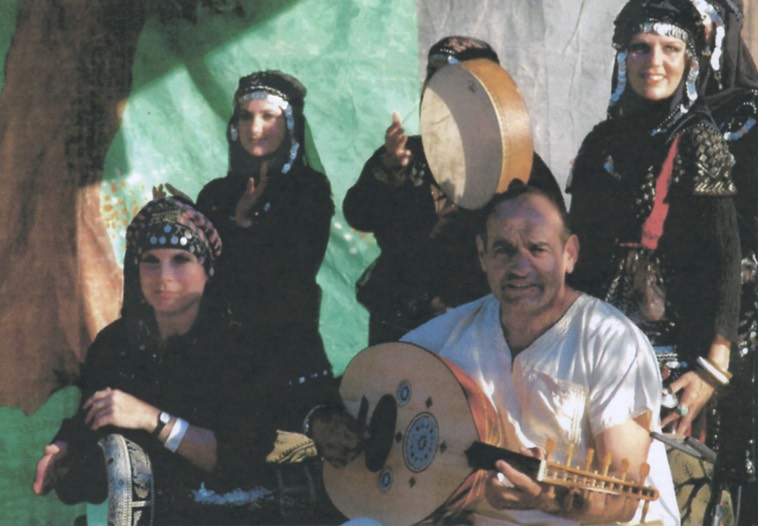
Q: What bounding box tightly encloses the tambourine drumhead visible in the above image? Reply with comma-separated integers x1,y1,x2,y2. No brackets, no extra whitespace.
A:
421,59,533,210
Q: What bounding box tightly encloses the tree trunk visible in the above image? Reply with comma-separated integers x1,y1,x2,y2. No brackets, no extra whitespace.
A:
0,0,146,413
745,1,758,60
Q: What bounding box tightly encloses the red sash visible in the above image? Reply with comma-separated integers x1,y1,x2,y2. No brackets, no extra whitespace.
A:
640,135,681,250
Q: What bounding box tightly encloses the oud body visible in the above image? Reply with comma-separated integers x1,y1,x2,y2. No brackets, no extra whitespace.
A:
323,343,659,525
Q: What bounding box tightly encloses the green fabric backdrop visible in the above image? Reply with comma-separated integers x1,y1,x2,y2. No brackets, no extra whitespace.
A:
100,0,421,373
0,1,419,523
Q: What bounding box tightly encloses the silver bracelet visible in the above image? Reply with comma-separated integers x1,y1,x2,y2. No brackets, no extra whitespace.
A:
696,356,731,386
164,418,189,453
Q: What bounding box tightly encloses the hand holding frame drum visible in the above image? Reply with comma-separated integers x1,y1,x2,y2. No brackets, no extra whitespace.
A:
421,59,533,210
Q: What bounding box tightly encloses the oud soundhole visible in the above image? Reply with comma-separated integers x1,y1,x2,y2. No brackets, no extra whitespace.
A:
365,394,398,473
403,413,439,473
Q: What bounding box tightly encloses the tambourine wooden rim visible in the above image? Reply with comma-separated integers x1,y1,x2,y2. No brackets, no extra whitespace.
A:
420,59,533,210
99,433,155,526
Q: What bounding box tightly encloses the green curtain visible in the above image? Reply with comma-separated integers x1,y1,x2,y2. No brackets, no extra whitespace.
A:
0,1,418,524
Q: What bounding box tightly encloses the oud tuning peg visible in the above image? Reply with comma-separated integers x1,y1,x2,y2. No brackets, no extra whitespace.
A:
639,462,650,481
619,458,630,480
642,500,651,523
619,458,629,492
640,463,652,524
544,438,556,462
583,448,595,471
565,442,575,467
601,451,612,476
545,485,556,500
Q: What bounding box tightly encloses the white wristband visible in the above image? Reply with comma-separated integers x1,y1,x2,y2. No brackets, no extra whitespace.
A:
164,418,189,453
696,356,731,386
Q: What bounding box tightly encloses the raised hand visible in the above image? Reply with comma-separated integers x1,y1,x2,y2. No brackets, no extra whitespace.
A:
234,161,270,227
152,184,167,199
381,112,413,179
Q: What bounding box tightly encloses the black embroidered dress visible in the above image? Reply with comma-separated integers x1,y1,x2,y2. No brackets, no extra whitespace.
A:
196,71,337,428
568,108,740,369
51,309,279,523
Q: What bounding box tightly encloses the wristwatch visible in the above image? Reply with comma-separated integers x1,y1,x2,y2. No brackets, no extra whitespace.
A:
153,411,171,437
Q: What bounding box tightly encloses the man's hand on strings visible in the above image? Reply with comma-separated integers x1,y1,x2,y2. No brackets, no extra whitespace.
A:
485,447,558,512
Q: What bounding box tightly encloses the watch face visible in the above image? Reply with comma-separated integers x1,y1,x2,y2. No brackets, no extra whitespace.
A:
159,412,171,425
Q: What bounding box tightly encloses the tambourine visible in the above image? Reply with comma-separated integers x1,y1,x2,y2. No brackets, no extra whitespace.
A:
99,433,155,526
420,59,533,210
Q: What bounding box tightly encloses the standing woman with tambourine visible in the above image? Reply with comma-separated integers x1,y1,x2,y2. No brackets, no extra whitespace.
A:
344,36,565,346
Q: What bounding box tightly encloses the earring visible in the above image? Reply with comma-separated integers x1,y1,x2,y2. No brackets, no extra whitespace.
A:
685,57,699,105
229,125,238,142
609,51,627,108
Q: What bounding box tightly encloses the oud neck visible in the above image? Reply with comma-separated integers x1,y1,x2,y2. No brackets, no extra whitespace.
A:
464,441,659,503
542,463,658,501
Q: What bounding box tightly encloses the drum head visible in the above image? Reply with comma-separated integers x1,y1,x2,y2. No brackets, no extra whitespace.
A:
420,59,533,210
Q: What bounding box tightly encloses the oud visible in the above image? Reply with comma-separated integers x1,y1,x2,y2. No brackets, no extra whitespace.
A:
323,343,659,525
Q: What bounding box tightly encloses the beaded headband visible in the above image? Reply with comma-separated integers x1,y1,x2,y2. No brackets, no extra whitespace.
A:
609,0,705,134
126,197,221,277
230,71,304,174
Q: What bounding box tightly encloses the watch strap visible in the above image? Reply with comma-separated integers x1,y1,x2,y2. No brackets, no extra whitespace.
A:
152,411,170,437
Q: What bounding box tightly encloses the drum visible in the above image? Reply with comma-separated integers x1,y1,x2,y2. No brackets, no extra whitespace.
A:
99,433,155,526
420,59,533,210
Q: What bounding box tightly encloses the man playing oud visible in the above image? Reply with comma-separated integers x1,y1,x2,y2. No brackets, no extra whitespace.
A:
316,185,679,524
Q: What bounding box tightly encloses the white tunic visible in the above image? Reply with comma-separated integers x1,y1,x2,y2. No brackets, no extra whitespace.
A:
402,293,679,525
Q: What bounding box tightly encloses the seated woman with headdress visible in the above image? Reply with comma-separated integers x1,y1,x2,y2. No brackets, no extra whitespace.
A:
31,195,338,525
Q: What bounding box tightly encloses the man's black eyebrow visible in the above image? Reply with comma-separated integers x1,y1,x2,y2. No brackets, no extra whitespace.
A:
527,239,550,248
490,239,516,250
491,237,550,252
